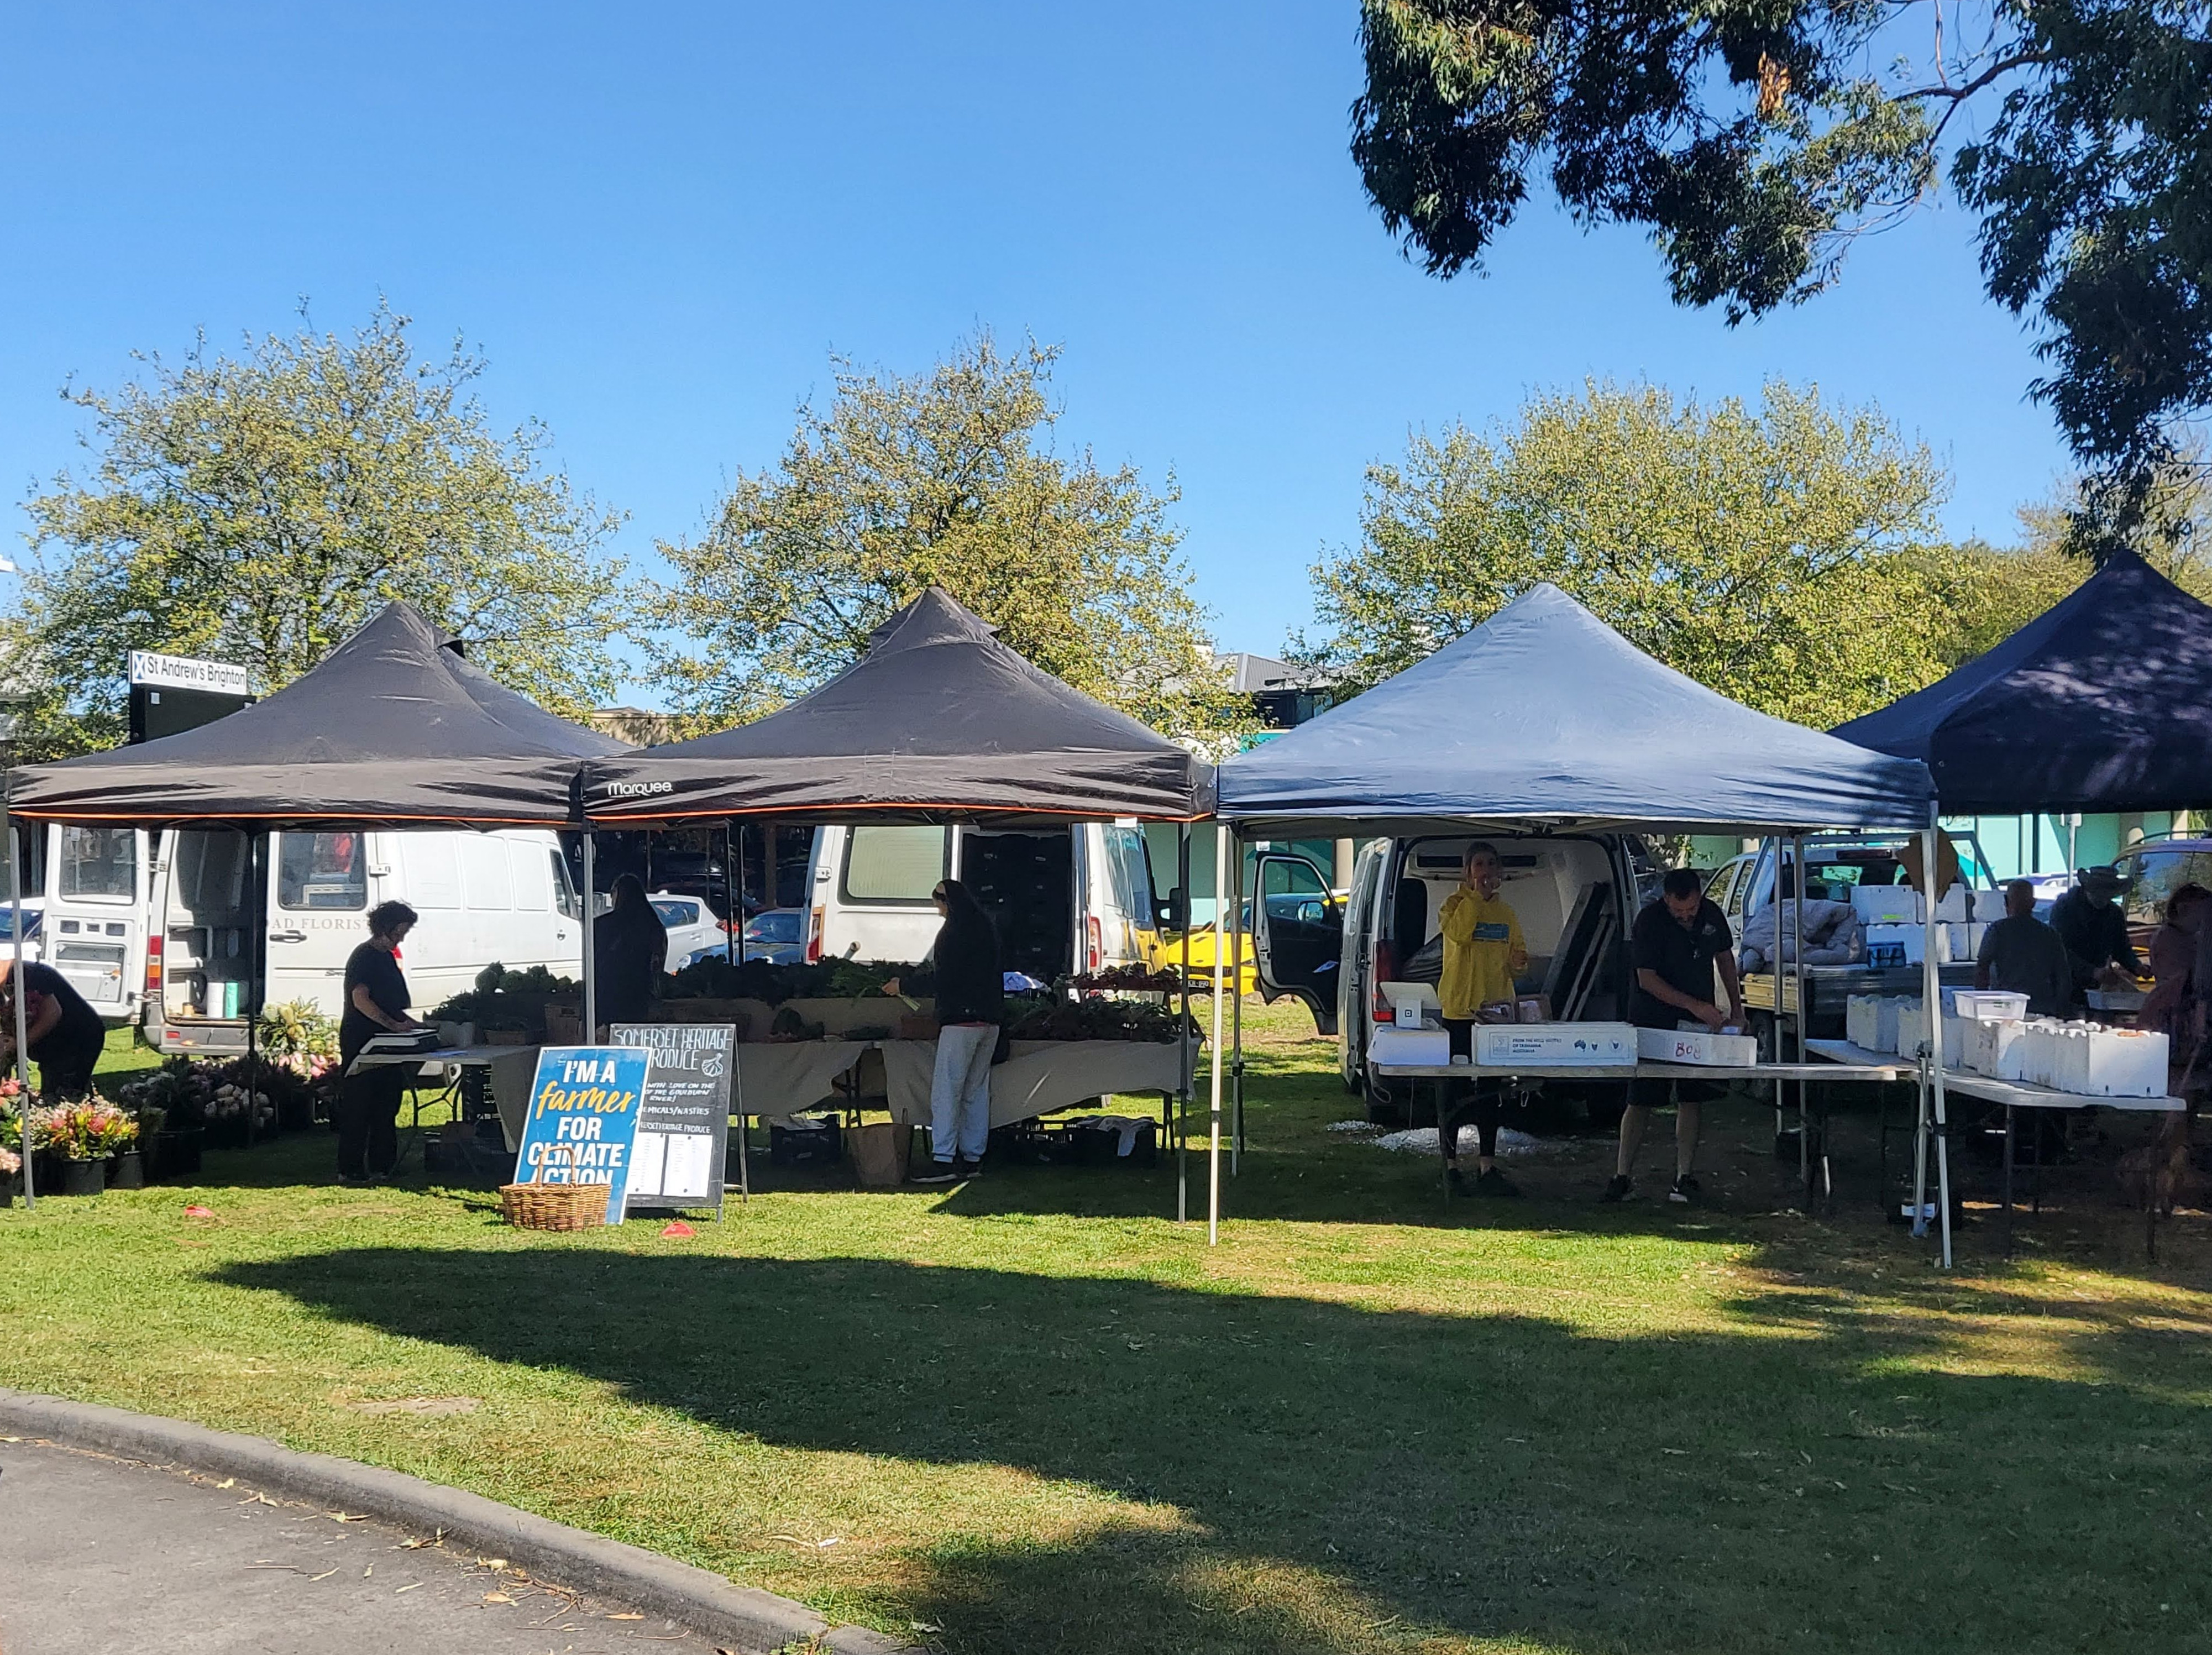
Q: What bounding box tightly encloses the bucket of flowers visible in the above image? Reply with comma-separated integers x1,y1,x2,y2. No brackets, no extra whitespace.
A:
47,1096,138,1196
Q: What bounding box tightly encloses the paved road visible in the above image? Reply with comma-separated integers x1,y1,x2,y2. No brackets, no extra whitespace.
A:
0,1438,725,1654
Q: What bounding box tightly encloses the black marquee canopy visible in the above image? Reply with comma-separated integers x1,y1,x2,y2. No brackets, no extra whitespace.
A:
581,587,1215,830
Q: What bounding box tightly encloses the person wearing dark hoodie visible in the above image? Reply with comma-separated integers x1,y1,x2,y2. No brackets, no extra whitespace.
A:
593,873,668,1031
909,877,1002,1183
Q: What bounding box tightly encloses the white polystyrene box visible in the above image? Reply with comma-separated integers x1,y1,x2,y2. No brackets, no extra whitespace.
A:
1474,1023,1637,1068
1369,1026,1450,1067
2074,1029,2168,1097
1637,1026,1762,1067
1934,923,1977,964
1932,884,1971,922
1895,997,1930,1055
1851,886,1921,925
1965,1017,2026,1076
1846,994,1884,1051
1971,888,2012,922
1863,923,1926,966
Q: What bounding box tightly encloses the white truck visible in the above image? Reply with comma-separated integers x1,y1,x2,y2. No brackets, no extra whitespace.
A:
146,827,586,1054
0,824,158,1026
803,823,1163,981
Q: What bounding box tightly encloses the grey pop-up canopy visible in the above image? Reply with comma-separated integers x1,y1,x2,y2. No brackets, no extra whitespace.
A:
6,601,629,829
583,587,1215,828
1831,551,2212,815
1217,584,1934,835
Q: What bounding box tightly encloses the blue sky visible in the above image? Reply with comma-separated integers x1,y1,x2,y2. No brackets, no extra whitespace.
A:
1,2,2067,696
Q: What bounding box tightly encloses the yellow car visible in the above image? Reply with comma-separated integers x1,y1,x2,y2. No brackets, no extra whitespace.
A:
1148,910,1259,994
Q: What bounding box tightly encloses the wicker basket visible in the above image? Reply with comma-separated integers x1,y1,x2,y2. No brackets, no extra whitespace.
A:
499,1144,611,1232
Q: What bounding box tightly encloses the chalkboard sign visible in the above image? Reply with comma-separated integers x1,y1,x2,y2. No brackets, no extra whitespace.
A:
610,1022,734,1214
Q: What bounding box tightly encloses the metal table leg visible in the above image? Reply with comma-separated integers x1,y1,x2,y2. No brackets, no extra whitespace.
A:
2003,1103,2015,1253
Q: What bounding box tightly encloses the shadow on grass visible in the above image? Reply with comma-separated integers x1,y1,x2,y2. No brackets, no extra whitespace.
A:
219,1247,2211,1655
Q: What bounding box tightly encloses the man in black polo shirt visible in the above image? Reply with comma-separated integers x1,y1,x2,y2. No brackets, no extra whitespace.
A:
1603,867,1741,1204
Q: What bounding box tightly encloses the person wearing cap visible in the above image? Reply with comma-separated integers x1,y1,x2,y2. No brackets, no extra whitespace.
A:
2049,866,2143,1003
0,957,109,1100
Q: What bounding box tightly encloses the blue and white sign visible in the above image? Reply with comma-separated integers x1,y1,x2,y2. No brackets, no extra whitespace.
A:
512,1045,651,1223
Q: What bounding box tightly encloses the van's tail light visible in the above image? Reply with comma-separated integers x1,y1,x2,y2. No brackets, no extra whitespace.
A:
805,907,823,964
1086,916,1103,972
1371,941,1398,1023
144,933,164,998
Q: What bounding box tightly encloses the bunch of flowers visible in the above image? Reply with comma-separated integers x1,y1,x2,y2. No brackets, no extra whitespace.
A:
206,1076,276,1132
43,1096,138,1161
114,1057,213,1128
0,1144,18,1179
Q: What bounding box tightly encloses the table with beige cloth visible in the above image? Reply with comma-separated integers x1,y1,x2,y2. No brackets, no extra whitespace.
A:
879,1038,1188,1131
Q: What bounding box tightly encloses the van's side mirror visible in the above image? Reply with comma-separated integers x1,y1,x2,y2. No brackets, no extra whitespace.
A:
1158,888,1188,931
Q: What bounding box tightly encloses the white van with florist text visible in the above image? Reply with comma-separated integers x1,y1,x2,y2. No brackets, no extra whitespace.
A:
1,824,156,1027
146,826,588,1054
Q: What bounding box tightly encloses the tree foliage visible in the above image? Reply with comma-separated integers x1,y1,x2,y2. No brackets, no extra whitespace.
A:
12,303,627,756
648,334,1246,743
1351,0,2212,530
1299,380,2012,727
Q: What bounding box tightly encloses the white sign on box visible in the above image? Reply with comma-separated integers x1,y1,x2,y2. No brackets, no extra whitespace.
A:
1637,1026,1762,1067
1471,1023,1637,1068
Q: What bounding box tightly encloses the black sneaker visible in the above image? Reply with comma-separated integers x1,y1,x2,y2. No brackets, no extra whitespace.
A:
956,1157,984,1180
910,1161,960,1185
1475,1166,1522,1198
1445,1165,1469,1195
1601,1174,1634,1203
1669,1175,1701,1204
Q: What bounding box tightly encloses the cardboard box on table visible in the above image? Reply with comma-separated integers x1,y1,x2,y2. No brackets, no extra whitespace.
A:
1472,1023,1636,1067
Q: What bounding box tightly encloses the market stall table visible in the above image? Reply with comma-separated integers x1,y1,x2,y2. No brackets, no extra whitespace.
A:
1375,1054,1915,1200
880,1038,1188,1134
1812,1037,2183,1250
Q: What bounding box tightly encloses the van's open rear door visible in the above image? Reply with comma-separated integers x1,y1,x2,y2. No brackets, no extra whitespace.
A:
1250,851,1341,1035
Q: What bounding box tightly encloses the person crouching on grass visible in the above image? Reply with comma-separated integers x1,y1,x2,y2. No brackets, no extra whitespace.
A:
1436,841,1527,1196
1605,867,1740,1204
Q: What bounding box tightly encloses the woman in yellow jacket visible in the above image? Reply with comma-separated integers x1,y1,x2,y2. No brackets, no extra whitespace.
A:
1436,841,1527,1196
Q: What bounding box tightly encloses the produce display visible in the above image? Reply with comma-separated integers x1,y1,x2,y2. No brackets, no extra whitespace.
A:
429,963,581,1040
1003,994,1201,1045
665,955,925,1004
1071,965,1205,994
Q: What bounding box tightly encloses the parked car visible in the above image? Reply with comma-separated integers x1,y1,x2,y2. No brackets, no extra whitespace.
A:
649,890,731,970
2111,837,2212,955
740,907,808,965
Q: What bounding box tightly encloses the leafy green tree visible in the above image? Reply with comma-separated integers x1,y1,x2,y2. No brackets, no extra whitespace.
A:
12,302,628,755
1299,380,1996,727
1351,0,2212,532
648,334,1246,743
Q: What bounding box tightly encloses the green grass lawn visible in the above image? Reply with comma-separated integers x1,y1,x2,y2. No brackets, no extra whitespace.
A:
8,1002,2210,1653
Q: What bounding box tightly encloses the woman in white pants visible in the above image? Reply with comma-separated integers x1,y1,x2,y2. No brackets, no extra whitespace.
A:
910,878,1002,1183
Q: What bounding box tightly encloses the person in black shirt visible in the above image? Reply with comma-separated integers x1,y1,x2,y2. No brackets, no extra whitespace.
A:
1604,867,1741,1205
593,874,668,1030
2048,866,2143,1004
906,878,1002,1183
336,900,422,1184
1,959,109,1099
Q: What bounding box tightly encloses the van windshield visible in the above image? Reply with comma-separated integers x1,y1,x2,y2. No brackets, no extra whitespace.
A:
843,827,947,904
58,827,135,900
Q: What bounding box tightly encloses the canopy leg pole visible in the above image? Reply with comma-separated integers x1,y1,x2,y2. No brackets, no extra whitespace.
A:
725,825,738,964
1229,830,1245,1175
245,831,261,1150
6,801,34,1212
1791,833,1806,1193
1764,837,1782,1141
582,830,598,1039
1208,824,1226,1245
1922,822,1954,1268
1912,1050,1931,1233
1177,824,1191,1224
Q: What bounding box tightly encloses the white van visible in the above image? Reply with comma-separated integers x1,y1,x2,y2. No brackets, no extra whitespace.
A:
1252,831,1656,1122
804,823,1162,980
148,827,585,1054
0,825,157,1026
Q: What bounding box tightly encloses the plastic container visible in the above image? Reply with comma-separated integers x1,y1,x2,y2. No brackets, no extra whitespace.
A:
1951,990,2028,1023
1472,1023,1637,1068
1637,1026,1761,1067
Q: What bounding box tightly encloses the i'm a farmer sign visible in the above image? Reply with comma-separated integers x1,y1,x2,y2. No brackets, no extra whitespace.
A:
512,1045,649,1223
